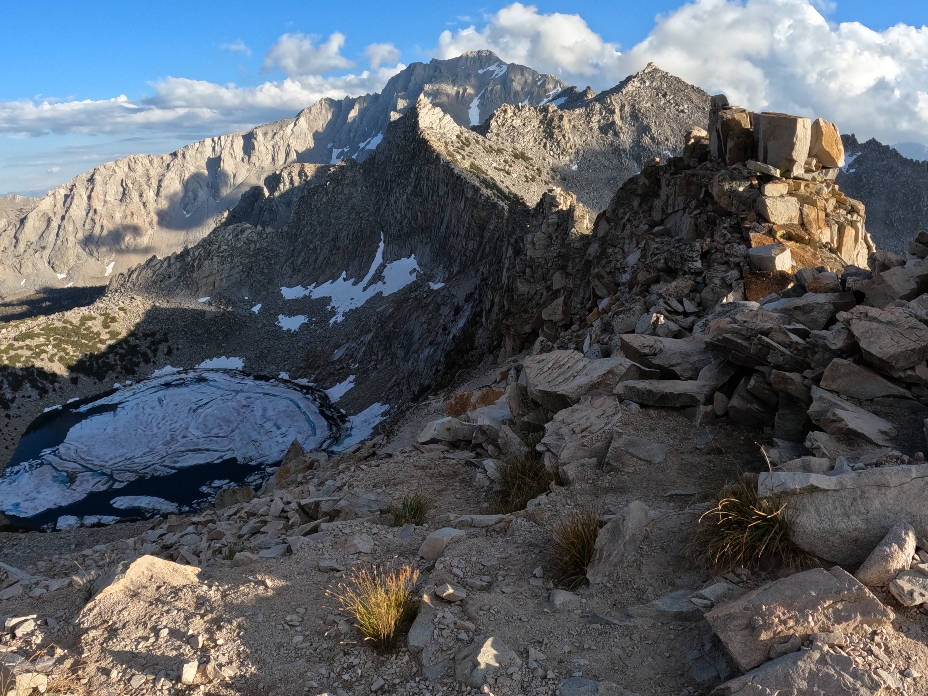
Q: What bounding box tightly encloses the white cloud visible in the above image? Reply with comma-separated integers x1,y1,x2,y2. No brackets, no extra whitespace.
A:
432,0,928,147
220,39,253,57
262,32,354,77
46,166,60,172
364,42,401,69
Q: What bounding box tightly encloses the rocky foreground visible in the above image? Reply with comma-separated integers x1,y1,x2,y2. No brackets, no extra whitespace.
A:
4,99,928,696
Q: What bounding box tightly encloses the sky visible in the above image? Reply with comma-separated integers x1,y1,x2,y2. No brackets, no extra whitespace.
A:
1,0,927,195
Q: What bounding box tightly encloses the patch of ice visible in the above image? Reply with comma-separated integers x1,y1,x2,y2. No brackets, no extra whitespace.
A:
0,371,338,518
197,356,244,370
56,272,67,280
43,405,62,413
151,365,181,378
66,397,79,404
429,282,445,290
550,97,567,107
539,87,563,105
469,88,486,126
362,132,384,150
331,147,348,165
571,164,578,171
325,375,355,402
478,62,507,79
56,515,80,530
198,297,210,303
113,383,122,389
278,372,290,380
251,303,262,314
337,403,390,449
104,261,115,276
81,515,120,526
20,279,25,287
842,152,859,173
281,234,420,323
277,315,308,332
110,496,178,513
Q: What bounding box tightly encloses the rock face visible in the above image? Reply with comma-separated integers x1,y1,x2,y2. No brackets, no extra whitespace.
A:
758,465,928,565
704,566,893,671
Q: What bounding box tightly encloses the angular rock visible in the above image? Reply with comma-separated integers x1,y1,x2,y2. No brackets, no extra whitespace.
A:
806,271,841,294
620,380,715,408
759,464,928,565
454,636,521,688
889,569,928,606
855,523,916,587
523,350,656,412
754,112,812,177
335,533,374,555
498,425,530,459
417,417,478,445
748,243,793,271
704,566,893,671
549,589,580,610
606,433,667,468
418,528,466,560
215,485,255,510
769,370,812,404
445,387,505,418
619,335,713,380
808,385,896,446
436,583,467,602
837,305,928,371
774,456,832,473
627,589,703,622
809,118,845,168
587,501,649,584
763,292,856,330
860,260,928,309
820,358,911,400
727,378,775,428
540,395,621,465
713,650,886,696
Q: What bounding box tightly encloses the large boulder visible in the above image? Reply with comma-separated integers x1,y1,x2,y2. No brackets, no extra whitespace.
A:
523,350,656,412
586,501,649,585
758,464,928,565
837,305,928,371
754,112,812,177
809,118,846,168
704,567,893,672
748,243,793,270
618,335,713,380
762,292,856,330
417,417,478,445
807,386,896,446
619,380,715,408
539,395,621,466
860,260,928,309
819,359,911,400
855,523,916,587
713,649,888,696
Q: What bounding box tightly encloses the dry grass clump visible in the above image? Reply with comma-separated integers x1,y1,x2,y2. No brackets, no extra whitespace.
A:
389,493,432,526
490,454,554,514
690,473,812,572
550,508,601,590
327,565,420,651
0,646,88,696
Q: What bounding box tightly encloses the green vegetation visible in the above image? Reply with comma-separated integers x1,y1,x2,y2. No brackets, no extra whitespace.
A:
389,493,432,526
490,452,554,514
327,566,420,651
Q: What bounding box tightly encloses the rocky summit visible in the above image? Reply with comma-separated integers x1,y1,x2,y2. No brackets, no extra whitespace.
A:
3,55,928,696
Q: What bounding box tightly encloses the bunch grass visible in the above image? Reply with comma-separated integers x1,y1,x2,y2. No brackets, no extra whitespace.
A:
389,493,432,526
550,508,601,590
490,454,553,514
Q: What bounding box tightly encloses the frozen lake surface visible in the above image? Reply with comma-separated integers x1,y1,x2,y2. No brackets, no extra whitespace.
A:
0,370,345,528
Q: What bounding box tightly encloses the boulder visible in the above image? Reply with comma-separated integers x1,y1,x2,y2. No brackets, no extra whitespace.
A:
418,528,466,560
809,118,845,168
758,464,928,565
774,456,833,474
769,370,812,404
541,295,569,323
619,380,715,408
755,198,800,226
586,501,649,584
704,566,893,672
728,378,776,428
619,335,713,380
445,387,506,418
606,434,668,468
806,271,841,294
889,568,928,606
713,649,887,696
215,485,255,510
627,589,704,622
454,637,521,688
748,242,793,271
819,358,911,400
523,350,656,412
754,112,812,177
860,260,928,309
763,292,856,330
710,106,755,165
539,395,621,465
807,386,896,446
417,417,478,445
837,305,928,371
855,523,916,587
498,425,530,459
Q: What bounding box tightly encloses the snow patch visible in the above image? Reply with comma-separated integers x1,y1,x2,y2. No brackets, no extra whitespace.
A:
842,151,859,173
478,62,507,79
43,405,62,413
330,147,348,165
197,356,244,370
110,496,178,513
104,261,115,276
361,132,384,150
251,303,262,314
338,403,390,449
325,375,355,402
277,315,308,332
280,234,420,323
198,297,210,303
429,282,445,290
469,88,486,126
151,365,181,378
56,273,67,280
571,164,578,171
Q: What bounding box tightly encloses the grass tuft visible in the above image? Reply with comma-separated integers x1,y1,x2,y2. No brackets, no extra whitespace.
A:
222,541,244,561
327,565,420,651
689,473,813,572
389,493,432,526
550,508,601,590
490,454,554,514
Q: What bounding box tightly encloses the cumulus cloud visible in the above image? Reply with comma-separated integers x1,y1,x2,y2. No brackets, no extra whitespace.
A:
262,32,354,77
364,42,401,69
433,0,928,147
220,39,252,57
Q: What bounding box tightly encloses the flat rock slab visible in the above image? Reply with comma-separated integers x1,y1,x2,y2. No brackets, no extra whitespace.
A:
837,305,928,371
418,527,466,560
607,433,668,467
539,395,621,466
759,464,928,565
712,649,889,696
704,567,893,672
627,589,703,622
523,350,656,412
619,335,713,380
819,358,911,400
889,568,928,606
762,292,856,330
416,417,478,445
807,385,896,446
619,380,715,408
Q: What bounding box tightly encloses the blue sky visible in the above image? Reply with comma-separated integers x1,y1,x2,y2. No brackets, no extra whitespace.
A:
2,0,927,195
